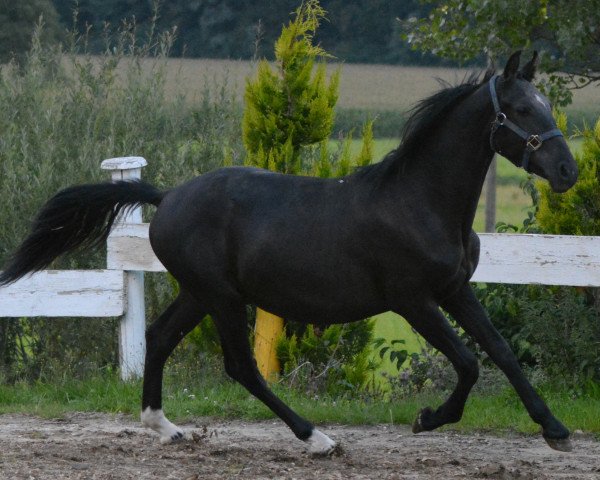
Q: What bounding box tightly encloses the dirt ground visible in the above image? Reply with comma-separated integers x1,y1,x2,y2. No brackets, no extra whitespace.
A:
1,413,599,479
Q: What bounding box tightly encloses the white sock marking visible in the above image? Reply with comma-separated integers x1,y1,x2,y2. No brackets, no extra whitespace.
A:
306,428,336,455
141,407,184,444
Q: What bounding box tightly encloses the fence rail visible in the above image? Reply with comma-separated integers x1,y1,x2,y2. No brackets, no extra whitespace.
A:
108,227,600,287
0,270,124,317
2,157,600,379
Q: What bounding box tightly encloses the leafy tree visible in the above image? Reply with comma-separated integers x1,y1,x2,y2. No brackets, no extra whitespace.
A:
402,0,600,106
0,0,63,64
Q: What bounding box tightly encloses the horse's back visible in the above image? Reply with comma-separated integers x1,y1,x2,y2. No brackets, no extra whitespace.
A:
148,167,335,270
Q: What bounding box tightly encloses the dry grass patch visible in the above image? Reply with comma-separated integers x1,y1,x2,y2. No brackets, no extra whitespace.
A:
149,58,598,117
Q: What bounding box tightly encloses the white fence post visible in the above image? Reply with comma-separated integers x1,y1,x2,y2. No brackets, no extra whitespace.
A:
101,156,148,381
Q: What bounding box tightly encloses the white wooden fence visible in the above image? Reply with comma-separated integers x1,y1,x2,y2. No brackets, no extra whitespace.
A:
2,157,600,380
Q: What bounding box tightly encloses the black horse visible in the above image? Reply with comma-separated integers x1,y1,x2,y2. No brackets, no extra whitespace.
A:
0,51,578,454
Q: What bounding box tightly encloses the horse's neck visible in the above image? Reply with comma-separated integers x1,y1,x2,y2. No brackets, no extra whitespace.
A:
398,86,495,236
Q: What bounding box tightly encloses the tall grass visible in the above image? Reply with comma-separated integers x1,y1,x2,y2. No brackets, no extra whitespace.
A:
0,28,242,261
0,23,243,381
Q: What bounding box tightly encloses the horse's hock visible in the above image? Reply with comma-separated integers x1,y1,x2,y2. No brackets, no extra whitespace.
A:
1,157,600,381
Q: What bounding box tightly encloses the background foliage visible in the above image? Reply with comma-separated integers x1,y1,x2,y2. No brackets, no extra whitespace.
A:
0,22,243,381
537,120,600,236
0,0,63,63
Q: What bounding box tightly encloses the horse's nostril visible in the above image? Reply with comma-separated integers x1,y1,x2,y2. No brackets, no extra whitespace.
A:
559,163,571,180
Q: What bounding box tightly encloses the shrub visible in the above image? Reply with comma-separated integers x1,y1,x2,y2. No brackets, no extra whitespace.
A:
276,320,377,396
537,118,600,236
474,283,600,387
471,129,600,389
382,345,455,397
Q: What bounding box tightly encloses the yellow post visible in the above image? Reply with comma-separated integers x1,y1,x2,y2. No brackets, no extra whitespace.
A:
254,308,284,382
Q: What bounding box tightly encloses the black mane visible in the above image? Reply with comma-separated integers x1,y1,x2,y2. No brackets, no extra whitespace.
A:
355,68,495,182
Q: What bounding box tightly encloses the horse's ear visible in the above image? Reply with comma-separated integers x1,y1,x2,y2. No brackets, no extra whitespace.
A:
503,51,521,79
521,51,539,82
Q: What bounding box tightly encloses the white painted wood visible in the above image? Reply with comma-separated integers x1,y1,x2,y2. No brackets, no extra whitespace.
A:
101,157,147,224
107,224,166,272
474,233,600,286
0,270,124,317
120,270,146,380
102,156,149,379
101,156,148,171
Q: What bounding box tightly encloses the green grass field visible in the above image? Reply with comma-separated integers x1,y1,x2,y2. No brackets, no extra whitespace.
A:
1,372,599,435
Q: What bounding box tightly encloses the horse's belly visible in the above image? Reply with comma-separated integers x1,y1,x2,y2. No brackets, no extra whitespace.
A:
241,262,384,324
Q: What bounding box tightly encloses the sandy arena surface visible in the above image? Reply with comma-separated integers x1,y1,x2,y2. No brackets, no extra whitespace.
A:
0,412,599,479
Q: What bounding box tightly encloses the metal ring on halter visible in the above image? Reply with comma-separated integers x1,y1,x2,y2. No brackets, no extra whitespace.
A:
526,134,542,151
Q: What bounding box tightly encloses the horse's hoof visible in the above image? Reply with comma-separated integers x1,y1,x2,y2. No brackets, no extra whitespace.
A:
544,436,573,452
412,411,424,434
306,428,338,457
160,430,185,444
412,407,433,434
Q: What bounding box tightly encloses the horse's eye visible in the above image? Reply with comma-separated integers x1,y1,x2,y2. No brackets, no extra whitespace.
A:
516,106,531,115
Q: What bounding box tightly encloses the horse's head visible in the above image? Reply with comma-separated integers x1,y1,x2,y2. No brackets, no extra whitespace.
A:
489,51,578,193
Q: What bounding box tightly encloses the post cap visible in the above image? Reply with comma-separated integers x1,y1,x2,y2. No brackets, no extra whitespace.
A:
101,156,147,171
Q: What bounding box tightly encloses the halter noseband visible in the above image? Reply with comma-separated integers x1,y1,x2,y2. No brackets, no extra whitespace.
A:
488,74,563,172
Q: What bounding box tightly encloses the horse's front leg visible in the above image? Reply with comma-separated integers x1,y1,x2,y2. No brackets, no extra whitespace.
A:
398,301,479,432
442,283,571,451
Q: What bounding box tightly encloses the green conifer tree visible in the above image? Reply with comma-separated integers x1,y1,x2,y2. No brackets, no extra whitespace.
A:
243,0,375,176
242,0,339,174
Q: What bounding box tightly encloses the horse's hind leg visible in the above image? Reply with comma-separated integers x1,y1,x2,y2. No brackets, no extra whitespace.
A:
141,291,205,444
397,302,479,433
211,299,336,455
442,284,571,451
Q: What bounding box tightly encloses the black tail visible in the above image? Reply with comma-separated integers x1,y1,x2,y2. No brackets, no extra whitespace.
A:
0,180,164,286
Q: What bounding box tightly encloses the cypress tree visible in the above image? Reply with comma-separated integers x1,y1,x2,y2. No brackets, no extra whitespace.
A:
242,0,339,174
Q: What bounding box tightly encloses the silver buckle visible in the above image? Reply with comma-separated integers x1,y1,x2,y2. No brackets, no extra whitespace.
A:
526,135,542,151
495,112,507,125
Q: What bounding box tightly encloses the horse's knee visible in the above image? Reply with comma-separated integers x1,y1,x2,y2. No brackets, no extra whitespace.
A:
222,359,238,381
224,360,248,381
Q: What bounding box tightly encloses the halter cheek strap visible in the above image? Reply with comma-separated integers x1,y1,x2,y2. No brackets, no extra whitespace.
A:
488,75,563,172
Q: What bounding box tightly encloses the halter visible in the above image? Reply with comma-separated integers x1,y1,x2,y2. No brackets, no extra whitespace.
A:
488,74,563,172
